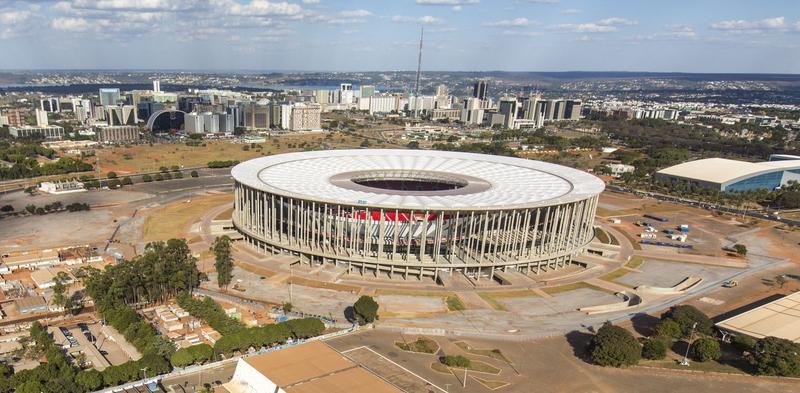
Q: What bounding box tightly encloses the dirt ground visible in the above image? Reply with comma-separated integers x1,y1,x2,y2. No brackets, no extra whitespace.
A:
95,133,385,174
142,193,233,242
327,329,800,393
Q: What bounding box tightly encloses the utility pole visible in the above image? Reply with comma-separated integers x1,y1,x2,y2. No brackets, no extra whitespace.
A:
463,366,467,388
681,322,698,366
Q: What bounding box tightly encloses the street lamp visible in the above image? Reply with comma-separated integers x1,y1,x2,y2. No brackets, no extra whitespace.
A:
680,322,698,366
140,367,148,380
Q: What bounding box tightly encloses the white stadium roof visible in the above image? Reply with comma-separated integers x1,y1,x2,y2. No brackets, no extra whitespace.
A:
231,149,605,210
656,158,800,185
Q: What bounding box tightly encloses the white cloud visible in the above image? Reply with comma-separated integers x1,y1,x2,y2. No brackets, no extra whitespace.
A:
0,10,32,25
71,0,199,11
51,16,90,31
302,0,320,3
339,9,372,18
561,8,580,14
390,15,443,25
416,0,479,5
711,17,786,31
483,17,530,27
221,0,304,17
555,17,637,33
501,30,541,37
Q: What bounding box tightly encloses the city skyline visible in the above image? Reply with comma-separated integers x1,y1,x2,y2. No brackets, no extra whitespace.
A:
0,0,798,73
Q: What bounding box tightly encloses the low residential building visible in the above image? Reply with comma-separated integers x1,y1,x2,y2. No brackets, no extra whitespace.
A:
96,125,140,143
15,296,48,314
9,126,65,139
0,249,60,273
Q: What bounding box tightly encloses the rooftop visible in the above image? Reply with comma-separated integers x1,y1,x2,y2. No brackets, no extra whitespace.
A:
232,149,605,210
716,291,800,342
656,158,800,185
243,341,353,387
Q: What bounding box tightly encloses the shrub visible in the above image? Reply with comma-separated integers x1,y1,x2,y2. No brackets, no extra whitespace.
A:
733,244,747,256
654,319,682,339
749,336,800,377
154,174,164,181
691,337,721,362
190,171,199,178
142,174,153,182
642,337,668,360
661,305,713,337
1,205,14,213
107,171,117,179
588,323,641,367
121,177,133,186
353,295,379,325
732,335,757,352
442,355,471,368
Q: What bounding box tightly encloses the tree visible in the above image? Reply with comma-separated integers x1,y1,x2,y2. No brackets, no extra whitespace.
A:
142,174,153,182
51,271,72,310
190,171,199,178
588,322,641,367
732,334,757,352
691,337,721,362
441,355,471,368
653,319,682,339
661,305,713,337
0,205,13,213
107,171,117,179
170,347,195,368
212,236,233,289
283,302,293,312
121,177,133,186
353,295,379,325
75,370,102,391
749,336,800,377
733,244,747,256
642,337,668,360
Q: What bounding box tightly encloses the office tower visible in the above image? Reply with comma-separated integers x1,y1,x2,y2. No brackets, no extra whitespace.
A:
4,108,26,127
153,80,161,93
105,105,137,126
40,98,60,112
473,80,488,100
35,109,48,127
289,103,322,131
99,88,121,106
243,102,270,130
218,113,235,133
315,90,331,104
280,104,292,130
498,97,519,129
360,85,375,98
339,84,353,105
435,84,449,97
185,113,204,133
564,100,582,120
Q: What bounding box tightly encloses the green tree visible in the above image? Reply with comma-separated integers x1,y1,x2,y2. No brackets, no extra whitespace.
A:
51,271,72,310
749,336,800,377
642,337,668,360
170,347,195,368
75,369,103,391
732,334,757,352
733,244,747,256
142,174,153,182
0,205,13,213
107,171,117,179
190,170,199,178
353,295,379,325
653,319,682,339
691,337,721,362
212,236,233,289
121,177,133,186
661,305,713,337
283,302,293,312
588,323,641,367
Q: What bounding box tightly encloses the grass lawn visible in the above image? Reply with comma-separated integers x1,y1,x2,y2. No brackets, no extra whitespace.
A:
446,295,466,311
594,227,611,244
143,193,233,241
431,360,502,375
599,268,632,283
619,230,643,250
477,289,538,311
454,342,512,363
625,255,644,269
542,281,614,295
395,337,439,354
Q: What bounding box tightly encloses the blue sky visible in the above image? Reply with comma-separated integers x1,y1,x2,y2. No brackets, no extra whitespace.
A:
1,0,799,72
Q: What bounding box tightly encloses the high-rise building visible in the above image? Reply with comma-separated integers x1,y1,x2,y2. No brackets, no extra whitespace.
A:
280,104,292,130
289,103,322,131
498,97,519,129
105,105,137,126
564,100,582,120
435,84,449,97
368,95,400,115
243,102,270,130
339,84,353,105
96,126,140,143
473,80,488,100
40,98,60,113
4,108,27,127
35,109,48,127
99,88,121,106
153,80,161,93
360,85,375,98
218,113,235,133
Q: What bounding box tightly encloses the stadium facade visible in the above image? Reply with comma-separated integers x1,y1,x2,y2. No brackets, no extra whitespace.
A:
231,149,604,281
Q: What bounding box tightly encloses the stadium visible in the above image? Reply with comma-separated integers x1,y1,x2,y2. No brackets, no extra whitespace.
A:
231,149,605,281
